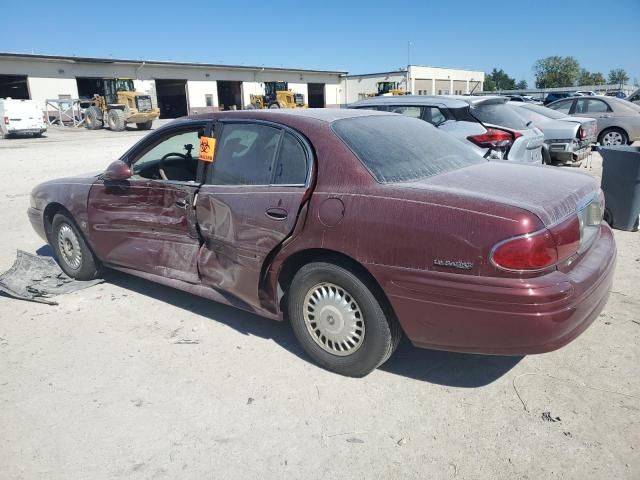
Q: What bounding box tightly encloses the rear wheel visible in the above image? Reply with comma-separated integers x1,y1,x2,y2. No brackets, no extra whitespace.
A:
599,128,628,146
136,121,153,130
85,106,104,130
268,102,281,109
107,109,126,131
287,261,401,377
51,213,100,280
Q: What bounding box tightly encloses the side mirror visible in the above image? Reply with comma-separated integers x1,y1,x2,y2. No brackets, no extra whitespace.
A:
104,160,132,181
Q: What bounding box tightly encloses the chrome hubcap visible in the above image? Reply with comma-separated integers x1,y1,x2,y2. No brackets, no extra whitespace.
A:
602,131,623,145
303,282,365,356
57,223,82,270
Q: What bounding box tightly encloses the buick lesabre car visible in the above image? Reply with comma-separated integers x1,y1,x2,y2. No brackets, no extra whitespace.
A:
28,109,616,376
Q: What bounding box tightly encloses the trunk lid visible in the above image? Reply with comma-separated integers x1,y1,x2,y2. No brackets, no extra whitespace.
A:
399,162,599,227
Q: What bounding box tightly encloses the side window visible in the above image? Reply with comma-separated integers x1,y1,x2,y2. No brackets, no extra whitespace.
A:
550,99,573,114
131,129,203,181
585,99,611,113
273,132,308,184
423,107,446,126
388,105,422,118
209,123,281,185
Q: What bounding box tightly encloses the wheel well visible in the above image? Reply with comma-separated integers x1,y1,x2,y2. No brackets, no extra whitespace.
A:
42,202,71,242
277,248,398,324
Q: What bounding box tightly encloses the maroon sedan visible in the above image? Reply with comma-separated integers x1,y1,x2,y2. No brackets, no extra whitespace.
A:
28,109,616,376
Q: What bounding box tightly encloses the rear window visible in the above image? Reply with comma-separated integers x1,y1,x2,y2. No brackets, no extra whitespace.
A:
471,102,529,129
522,103,567,120
332,115,483,183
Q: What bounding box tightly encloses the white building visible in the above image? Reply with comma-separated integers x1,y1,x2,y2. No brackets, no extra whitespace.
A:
0,52,345,117
343,65,485,103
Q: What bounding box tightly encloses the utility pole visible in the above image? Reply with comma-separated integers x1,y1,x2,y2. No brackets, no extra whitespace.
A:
407,41,412,94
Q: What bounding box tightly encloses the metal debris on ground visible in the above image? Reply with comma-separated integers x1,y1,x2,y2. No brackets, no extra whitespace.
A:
541,412,561,422
0,250,103,305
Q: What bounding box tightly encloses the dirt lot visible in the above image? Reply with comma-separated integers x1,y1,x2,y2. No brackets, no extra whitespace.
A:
0,125,638,479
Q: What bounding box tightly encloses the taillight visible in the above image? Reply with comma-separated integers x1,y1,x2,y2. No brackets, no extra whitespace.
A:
490,193,604,272
491,216,581,272
578,127,586,139
467,128,515,149
3,116,8,125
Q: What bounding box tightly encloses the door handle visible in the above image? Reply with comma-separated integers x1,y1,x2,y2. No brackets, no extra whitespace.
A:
175,199,189,208
265,207,288,220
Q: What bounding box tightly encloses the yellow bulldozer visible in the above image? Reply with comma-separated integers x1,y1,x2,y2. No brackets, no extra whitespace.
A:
84,78,160,131
366,81,409,97
247,81,306,109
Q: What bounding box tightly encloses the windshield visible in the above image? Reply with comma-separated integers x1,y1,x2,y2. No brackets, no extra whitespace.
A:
332,115,483,183
521,103,567,119
377,82,397,94
115,79,135,92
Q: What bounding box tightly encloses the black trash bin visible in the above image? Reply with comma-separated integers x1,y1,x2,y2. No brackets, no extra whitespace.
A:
599,146,640,232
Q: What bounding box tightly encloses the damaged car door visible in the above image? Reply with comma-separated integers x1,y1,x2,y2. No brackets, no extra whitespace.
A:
87,122,212,283
195,119,312,308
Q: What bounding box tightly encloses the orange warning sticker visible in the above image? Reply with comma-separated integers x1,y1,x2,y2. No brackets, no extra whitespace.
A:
199,136,216,162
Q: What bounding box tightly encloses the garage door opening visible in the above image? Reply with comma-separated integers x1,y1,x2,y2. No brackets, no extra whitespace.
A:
217,81,242,110
0,75,30,99
308,83,325,108
155,79,188,118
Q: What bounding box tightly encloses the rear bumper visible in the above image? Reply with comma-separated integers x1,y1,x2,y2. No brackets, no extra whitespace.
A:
27,207,47,242
374,224,616,355
5,127,46,134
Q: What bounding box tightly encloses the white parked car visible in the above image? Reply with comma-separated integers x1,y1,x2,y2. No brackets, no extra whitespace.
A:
0,98,46,138
349,95,545,164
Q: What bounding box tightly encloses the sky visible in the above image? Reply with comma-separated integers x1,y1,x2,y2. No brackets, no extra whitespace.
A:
2,0,639,85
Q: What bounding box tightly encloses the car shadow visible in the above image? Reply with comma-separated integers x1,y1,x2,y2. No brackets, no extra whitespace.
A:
100,268,521,386
33,246,521,386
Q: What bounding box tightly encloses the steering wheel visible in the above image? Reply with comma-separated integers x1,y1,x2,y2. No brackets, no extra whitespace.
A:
158,152,189,181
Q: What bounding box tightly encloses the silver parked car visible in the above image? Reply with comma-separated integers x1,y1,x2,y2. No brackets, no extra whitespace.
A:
547,96,640,145
508,102,597,166
349,95,544,164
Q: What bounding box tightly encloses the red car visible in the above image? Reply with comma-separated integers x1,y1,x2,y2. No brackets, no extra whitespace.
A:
28,109,616,376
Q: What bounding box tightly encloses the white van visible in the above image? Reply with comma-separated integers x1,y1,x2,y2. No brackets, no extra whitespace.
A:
0,98,46,138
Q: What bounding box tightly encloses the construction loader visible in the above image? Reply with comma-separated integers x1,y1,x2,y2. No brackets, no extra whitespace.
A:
247,81,306,109
83,78,160,131
366,81,409,97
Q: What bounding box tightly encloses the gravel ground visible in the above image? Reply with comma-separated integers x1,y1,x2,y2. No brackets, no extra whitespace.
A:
0,125,638,479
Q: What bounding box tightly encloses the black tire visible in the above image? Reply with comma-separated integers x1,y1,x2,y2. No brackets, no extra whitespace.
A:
603,207,613,227
268,102,281,109
136,121,153,130
288,261,401,377
598,128,628,146
107,109,126,131
51,213,100,280
85,106,104,130
541,146,552,165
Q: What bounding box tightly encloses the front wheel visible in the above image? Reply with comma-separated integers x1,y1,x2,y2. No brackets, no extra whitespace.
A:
107,109,126,131
288,262,401,377
51,213,100,280
136,121,153,130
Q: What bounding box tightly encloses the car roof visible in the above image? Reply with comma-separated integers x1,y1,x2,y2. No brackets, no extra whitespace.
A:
187,107,392,124
351,95,510,109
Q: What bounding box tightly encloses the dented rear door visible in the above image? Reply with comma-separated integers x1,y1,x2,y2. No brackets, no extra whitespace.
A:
195,119,312,308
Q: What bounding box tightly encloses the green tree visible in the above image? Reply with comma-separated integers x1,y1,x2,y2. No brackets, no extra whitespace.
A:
608,68,629,88
486,68,516,90
578,69,605,86
484,76,496,91
516,80,528,90
533,56,581,88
